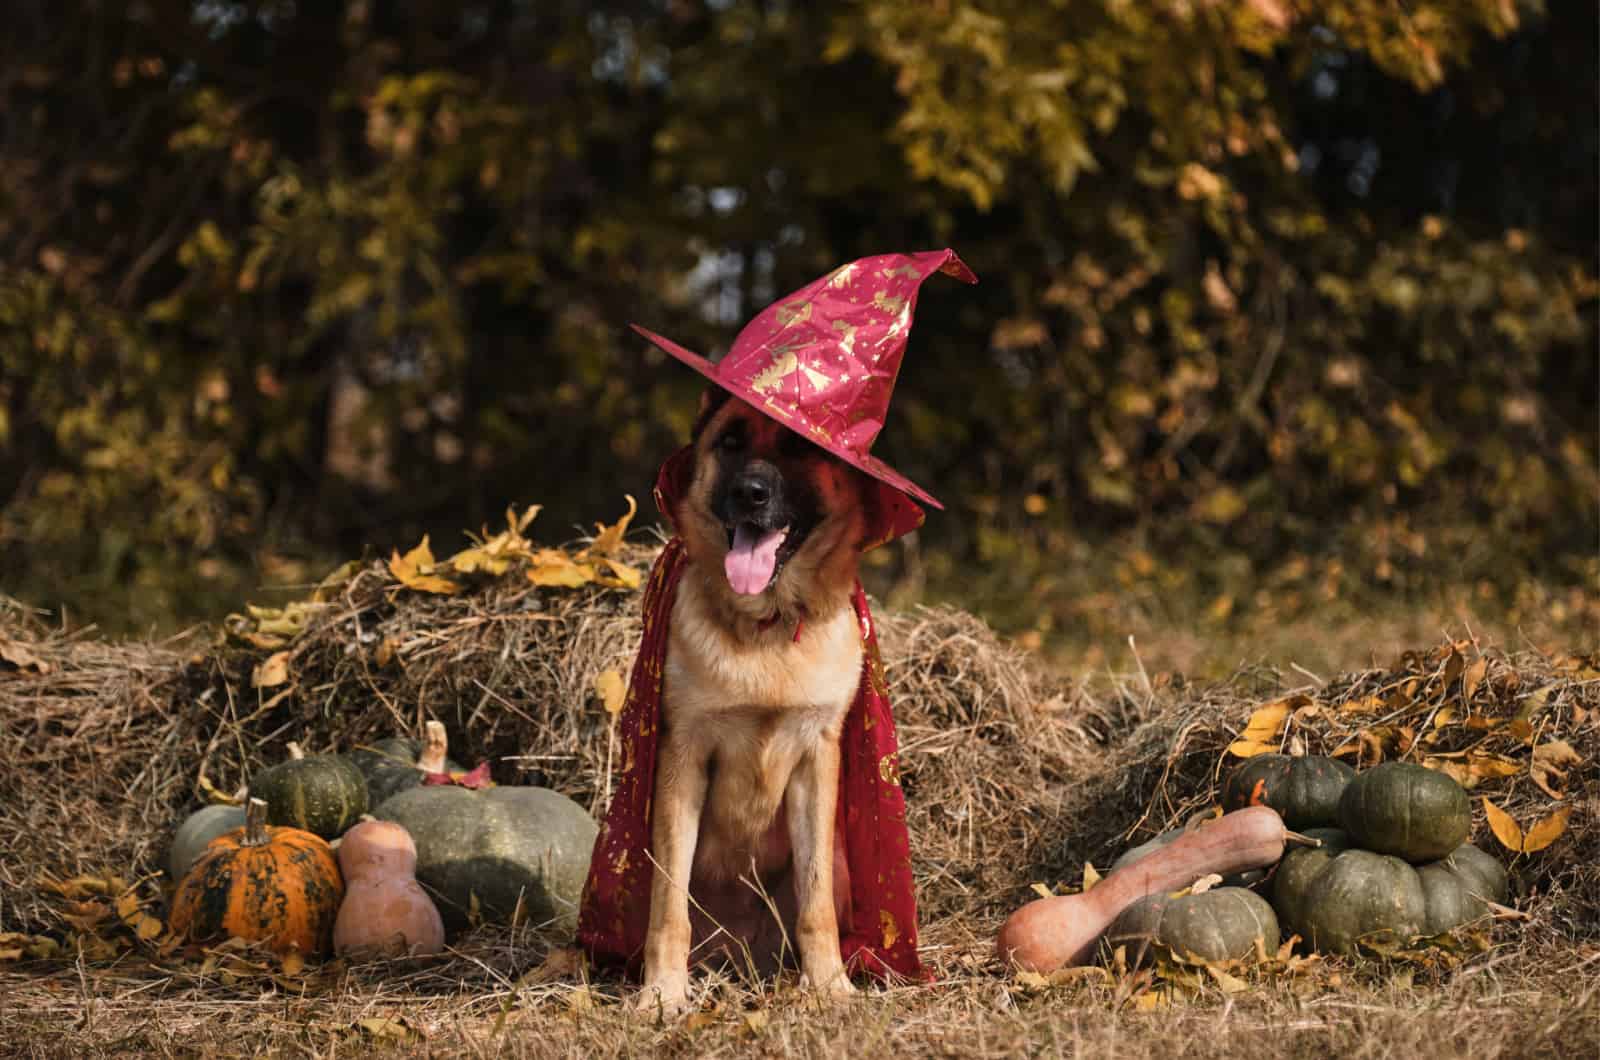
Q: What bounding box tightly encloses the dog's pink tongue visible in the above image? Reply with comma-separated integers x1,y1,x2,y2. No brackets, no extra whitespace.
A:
725,524,785,595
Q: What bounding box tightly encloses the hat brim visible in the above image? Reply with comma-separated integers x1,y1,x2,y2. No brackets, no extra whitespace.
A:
632,323,944,511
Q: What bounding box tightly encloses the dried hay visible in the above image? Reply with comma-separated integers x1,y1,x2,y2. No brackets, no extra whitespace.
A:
0,535,1596,1052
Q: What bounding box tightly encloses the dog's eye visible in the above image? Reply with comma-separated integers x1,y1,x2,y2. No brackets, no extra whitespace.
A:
717,431,744,452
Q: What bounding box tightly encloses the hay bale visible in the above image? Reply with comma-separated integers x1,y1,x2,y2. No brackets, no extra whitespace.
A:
1,557,1595,958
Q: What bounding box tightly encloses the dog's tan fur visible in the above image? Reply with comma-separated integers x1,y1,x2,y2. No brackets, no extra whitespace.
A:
636,397,872,1014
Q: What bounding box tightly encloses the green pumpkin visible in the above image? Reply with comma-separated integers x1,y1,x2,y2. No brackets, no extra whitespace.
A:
1337,762,1469,863
167,803,247,879
347,723,463,807
1269,827,1352,940
1272,836,1507,952
251,743,369,839
1103,888,1279,966
1296,849,1427,954
1416,843,1509,937
374,784,598,934
1222,754,1356,829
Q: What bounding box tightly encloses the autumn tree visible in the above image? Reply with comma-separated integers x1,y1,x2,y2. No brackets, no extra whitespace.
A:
1,0,1593,630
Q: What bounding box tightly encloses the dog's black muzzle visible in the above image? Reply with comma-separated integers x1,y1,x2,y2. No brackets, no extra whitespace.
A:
719,461,790,531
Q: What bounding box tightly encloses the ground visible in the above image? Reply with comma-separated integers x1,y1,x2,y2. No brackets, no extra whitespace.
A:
0,539,1594,1058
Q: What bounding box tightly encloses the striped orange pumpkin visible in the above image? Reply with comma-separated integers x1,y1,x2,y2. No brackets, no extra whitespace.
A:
168,797,344,955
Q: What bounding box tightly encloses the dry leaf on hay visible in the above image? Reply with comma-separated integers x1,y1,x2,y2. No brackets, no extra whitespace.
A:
1081,861,1103,892
245,601,325,640
0,636,52,673
388,536,461,594
1482,797,1571,854
594,670,626,715
527,549,596,588
450,505,541,575
1441,647,1466,689
1204,964,1249,994
252,651,290,688
577,496,642,586
0,933,62,961
310,559,364,602
1461,655,1489,701
1530,739,1581,799
1465,752,1522,781
595,556,643,589
1227,696,1306,757
584,495,637,557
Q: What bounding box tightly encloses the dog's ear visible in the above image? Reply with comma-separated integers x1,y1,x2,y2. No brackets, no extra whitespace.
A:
691,386,732,441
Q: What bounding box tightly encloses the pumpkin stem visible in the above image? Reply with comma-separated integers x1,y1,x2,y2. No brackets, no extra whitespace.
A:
243,797,270,847
286,741,305,760
1283,830,1322,849
417,720,450,774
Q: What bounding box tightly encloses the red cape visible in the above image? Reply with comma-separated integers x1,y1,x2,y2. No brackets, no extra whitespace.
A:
576,452,925,981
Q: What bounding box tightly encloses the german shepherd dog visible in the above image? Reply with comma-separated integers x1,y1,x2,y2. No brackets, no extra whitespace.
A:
635,390,874,1012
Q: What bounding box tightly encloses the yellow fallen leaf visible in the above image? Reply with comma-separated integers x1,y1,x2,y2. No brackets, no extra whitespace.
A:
1466,752,1523,781
1049,965,1113,986
0,637,52,673
1482,797,1524,853
41,875,121,899
742,1011,770,1035
1029,882,1054,900
596,557,642,589
1461,656,1488,701
1441,648,1466,688
1483,799,1570,854
252,651,291,689
1424,757,1475,789
1521,806,1571,853
1339,694,1384,715
1081,861,1103,893
311,559,364,603
1131,989,1169,1011
527,551,595,588
595,670,626,715
279,950,306,977
114,892,143,923
0,933,61,961
247,601,325,639
450,505,541,575
448,545,509,576
388,536,460,595
1530,739,1581,799
1204,964,1249,994
585,495,637,557
1226,698,1293,757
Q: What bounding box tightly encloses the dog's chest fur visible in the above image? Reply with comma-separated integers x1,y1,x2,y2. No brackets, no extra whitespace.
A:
663,575,863,882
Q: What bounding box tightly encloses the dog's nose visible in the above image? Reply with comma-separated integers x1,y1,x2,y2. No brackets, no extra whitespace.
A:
731,474,771,510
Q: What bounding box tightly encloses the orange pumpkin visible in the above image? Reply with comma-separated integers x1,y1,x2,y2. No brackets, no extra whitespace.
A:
168,796,344,955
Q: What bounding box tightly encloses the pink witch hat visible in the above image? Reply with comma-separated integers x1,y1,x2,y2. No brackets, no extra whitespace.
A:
632,248,977,511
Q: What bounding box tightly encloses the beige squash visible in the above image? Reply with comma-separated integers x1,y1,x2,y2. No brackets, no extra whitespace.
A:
333,819,446,958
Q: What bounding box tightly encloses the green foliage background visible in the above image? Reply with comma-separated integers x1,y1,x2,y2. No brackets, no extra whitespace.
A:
1,0,1594,638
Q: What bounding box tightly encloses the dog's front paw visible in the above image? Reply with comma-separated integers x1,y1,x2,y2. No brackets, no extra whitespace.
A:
799,968,857,1004
628,977,693,1020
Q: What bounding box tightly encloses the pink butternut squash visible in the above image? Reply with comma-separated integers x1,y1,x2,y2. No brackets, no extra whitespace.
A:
333,819,446,958
996,806,1315,972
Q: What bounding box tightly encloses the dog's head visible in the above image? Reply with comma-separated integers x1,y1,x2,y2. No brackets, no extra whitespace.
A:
678,389,870,621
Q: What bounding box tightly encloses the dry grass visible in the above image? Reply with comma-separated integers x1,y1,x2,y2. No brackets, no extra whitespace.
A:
0,541,1596,1058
